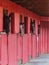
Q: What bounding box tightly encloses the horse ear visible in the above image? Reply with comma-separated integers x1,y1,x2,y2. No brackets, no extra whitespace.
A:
3,10,8,16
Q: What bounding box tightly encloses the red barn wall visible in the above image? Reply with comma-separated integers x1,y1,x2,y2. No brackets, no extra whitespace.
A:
37,16,49,55
0,0,49,64
0,0,40,33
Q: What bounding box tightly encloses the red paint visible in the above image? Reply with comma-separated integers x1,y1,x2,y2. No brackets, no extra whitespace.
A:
40,22,45,54
44,22,47,53
28,17,30,33
0,7,3,32
0,0,40,33
17,35,22,60
38,35,41,55
47,22,49,53
42,22,48,54
0,35,1,62
38,21,49,55
10,13,20,33
22,34,29,64
0,0,49,64
31,35,37,58
14,13,20,33
28,34,32,57
40,16,49,21
8,34,17,65
1,34,8,65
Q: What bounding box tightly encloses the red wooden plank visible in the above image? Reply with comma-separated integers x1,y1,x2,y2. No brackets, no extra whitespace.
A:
40,22,44,54
0,7,3,32
38,35,41,55
40,21,48,54
22,34,29,64
44,22,47,53
28,34,32,57
8,34,17,65
10,13,20,33
0,35,1,64
14,13,20,33
1,34,8,65
31,35,37,58
28,17,30,33
17,35,22,60
46,21,48,53
42,22,45,54
47,22,49,53
38,22,42,55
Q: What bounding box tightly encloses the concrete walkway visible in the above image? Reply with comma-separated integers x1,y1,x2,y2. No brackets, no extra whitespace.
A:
19,54,49,65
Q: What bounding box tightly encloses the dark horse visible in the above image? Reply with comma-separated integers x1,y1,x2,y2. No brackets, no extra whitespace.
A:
3,11,10,34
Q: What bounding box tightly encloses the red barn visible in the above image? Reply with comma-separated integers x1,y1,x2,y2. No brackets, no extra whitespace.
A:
0,0,49,65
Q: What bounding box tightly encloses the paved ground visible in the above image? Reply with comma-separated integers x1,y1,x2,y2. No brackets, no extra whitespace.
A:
18,54,49,65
